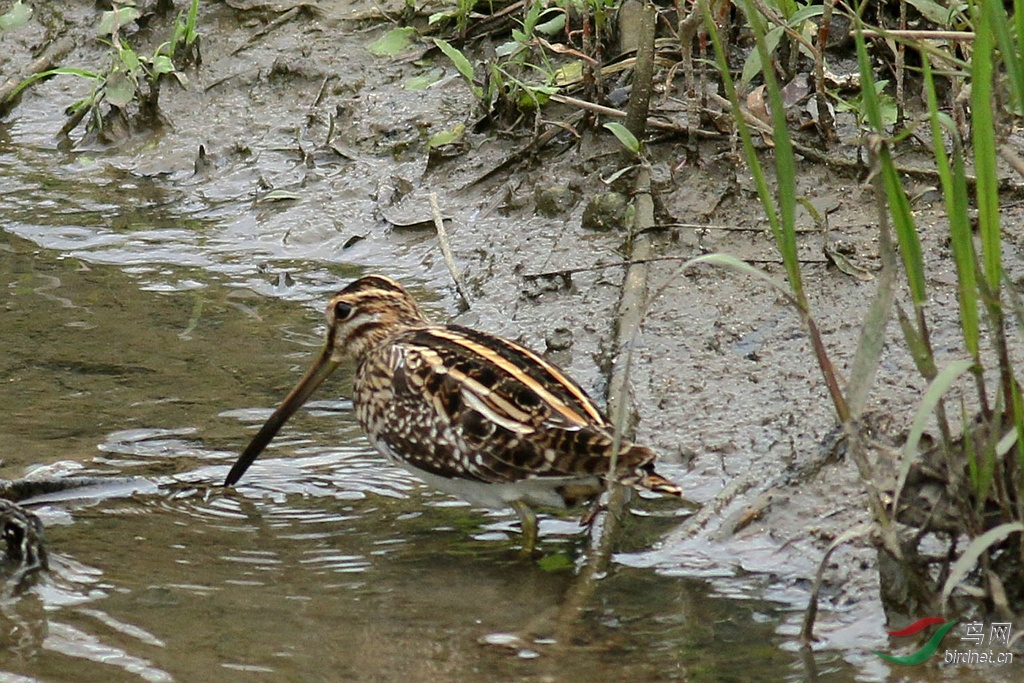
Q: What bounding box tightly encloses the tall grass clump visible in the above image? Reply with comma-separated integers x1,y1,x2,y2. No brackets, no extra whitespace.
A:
704,0,1024,626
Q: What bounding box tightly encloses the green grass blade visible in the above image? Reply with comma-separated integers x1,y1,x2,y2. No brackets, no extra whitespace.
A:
972,6,1002,294
893,359,975,513
853,20,884,133
923,53,980,359
704,6,774,237
603,122,640,156
962,398,979,489
7,67,100,101
739,0,801,302
433,38,481,99
684,253,799,307
940,522,1024,604
987,0,1024,112
896,303,937,378
845,174,898,418
1011,375,1024,503
880,151,926,307
1017,0,1024,107
853,23,927,310
705,3,851,422
703,5,781,255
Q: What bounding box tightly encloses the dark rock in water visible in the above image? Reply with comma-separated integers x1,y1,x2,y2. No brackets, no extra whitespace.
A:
0,499,48,591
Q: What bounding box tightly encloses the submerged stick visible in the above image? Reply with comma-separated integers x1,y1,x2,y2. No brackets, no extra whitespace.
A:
556,167,656,635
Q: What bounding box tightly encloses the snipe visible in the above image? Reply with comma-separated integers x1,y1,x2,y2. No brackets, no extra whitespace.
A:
224,275,682,553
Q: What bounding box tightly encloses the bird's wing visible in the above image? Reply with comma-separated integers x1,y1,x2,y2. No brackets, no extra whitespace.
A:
378,325,625,483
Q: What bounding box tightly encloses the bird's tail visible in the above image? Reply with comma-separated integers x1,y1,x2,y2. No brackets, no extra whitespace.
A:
638,471,683,497
619,445,684,497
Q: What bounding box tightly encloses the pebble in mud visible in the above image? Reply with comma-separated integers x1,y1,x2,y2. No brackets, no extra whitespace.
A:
545,327,573,352
582,191,630,231
533,184,577,217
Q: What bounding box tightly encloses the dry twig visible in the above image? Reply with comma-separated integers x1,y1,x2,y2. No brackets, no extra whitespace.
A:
428,193,471,311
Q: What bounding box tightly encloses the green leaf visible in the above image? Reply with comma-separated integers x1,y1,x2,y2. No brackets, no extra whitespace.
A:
923,54,978,358
517,85,556,110
856,23,927,311
895,303,936,377
739,25,783,93
104,70,136,108
553,60,583,86
98,7,141,36
522,1,542,34
495,41,522,59
535,13,566,36
905,0,964,26
972,6,1002,293
367,27,418,57
602,164,636,185
433,38,475,83
603,122,640,155
428,123,465,148
0,1,32,31
786,4,825,25
687,253,799,307
151,54,175,76
405,67,445,91
734,0,803,306
119,44,141,73
985,0,1023,112
5,67,100,101
824,247,873,281
845,230,895,418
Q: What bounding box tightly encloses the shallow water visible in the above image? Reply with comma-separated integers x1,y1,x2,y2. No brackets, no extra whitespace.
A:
0,229,836,682
0,105,867,682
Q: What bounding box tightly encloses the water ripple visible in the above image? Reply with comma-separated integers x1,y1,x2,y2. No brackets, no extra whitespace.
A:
43,621,173,683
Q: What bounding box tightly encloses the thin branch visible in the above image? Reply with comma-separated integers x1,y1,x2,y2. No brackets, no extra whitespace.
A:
0,37,76,115
428,193,471,311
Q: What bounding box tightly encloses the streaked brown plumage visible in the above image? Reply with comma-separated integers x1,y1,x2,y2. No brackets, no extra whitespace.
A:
224,275,682,553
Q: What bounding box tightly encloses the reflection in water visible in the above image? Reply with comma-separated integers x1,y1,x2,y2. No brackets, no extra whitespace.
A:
1,551,172,681
43,621,172,683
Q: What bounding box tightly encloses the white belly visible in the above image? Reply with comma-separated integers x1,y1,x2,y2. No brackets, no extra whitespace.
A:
373,438,599,510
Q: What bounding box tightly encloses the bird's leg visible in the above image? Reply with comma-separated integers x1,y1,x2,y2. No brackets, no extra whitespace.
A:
579,494,607,527
510,499,538,556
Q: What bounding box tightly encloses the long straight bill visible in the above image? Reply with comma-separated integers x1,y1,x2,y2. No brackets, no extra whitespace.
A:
223,343,340,486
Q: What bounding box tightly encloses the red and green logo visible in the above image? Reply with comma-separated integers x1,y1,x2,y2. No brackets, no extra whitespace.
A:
873,617,959,665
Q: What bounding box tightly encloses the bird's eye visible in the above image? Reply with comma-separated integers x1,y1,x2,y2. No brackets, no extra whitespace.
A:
334,301,355,321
